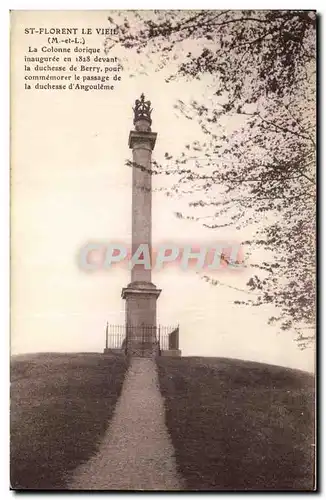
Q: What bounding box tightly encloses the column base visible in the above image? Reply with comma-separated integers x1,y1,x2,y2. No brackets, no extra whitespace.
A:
121,281,161,327
122,281,161,357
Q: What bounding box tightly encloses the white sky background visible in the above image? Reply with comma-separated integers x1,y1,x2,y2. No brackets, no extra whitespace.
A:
10,10,315,372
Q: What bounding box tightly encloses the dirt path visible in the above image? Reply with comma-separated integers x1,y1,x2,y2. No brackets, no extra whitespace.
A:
68,357,184,490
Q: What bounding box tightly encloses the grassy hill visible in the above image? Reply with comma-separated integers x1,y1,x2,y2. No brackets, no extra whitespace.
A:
10,353,128,490
157,356,315,491
11,353,315,491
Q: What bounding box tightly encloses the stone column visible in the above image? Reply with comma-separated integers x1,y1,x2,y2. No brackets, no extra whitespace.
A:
122,94,161,356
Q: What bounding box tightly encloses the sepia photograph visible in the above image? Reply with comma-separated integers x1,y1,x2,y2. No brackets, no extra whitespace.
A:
10,9,316,491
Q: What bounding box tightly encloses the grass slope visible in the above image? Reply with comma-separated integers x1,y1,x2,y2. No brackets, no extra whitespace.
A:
10,353,128,490
157,356,315,491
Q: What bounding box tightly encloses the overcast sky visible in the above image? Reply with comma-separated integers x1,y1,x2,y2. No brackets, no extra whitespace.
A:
11,10,314,372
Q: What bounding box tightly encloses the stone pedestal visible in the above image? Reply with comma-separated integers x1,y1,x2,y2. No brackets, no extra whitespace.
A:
122,281,161,357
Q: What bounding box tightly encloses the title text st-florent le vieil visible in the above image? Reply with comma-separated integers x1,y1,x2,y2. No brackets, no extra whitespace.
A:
24,28,119,35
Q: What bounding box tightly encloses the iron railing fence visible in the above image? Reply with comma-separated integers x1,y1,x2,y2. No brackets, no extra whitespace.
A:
105,324,179,352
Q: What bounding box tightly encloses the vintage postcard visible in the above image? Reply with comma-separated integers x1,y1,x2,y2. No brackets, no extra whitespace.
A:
10,10,316,491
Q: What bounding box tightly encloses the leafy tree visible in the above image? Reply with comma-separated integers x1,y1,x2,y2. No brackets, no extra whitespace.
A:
110,10,316,348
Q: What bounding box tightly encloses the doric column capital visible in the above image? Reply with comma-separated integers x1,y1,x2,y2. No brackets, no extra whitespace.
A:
128,130,157,151
121,281,161,300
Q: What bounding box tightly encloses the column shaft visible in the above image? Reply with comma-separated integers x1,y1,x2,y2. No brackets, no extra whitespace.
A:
131,143,152,283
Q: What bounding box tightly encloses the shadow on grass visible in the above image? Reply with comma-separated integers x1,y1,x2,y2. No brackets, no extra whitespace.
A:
11,353,128,490
157,356,315,491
